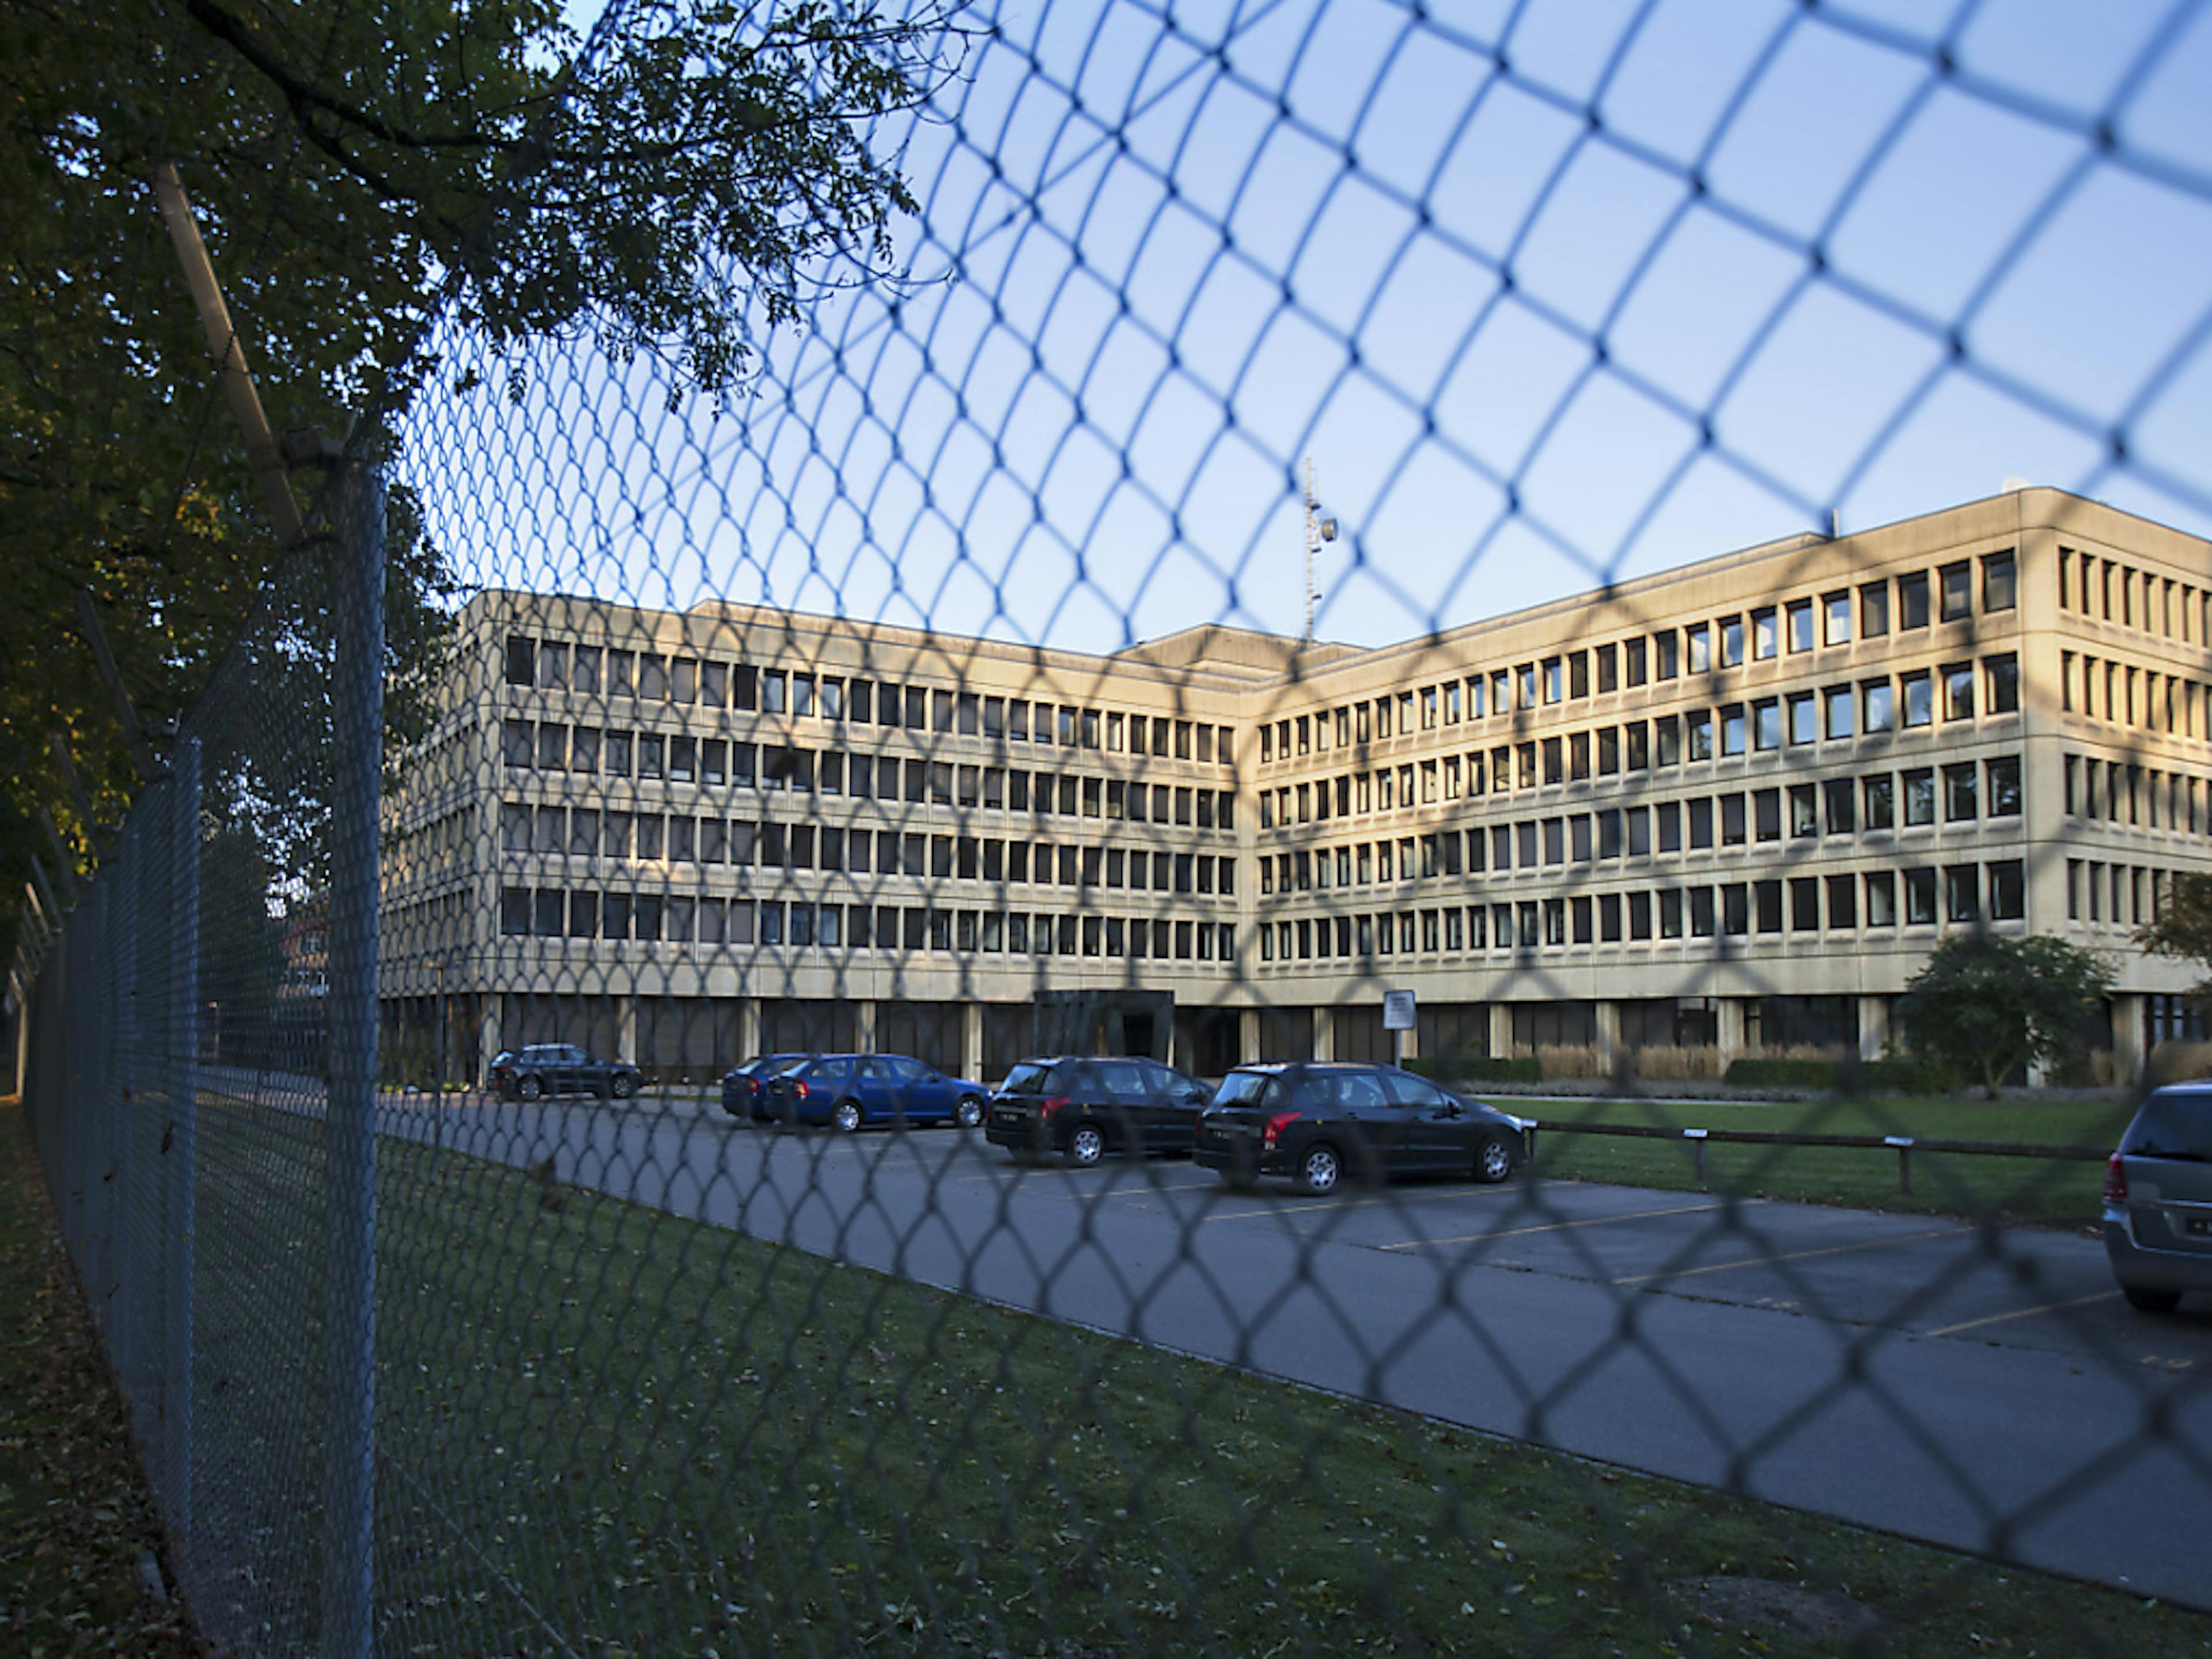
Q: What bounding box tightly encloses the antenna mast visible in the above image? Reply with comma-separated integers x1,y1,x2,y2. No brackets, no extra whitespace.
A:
1302,458,1336,642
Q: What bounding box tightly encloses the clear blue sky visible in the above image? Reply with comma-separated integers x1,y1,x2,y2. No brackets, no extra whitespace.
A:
415,0,2212,652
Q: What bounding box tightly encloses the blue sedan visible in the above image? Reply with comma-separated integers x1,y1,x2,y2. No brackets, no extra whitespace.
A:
752,1054,990,1131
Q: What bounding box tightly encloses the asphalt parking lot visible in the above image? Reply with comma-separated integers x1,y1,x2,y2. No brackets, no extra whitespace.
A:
522,1085,2212,1373
373,1082,2212,1604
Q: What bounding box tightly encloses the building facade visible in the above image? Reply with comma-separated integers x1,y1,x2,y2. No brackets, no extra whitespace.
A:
379,489,2212,1084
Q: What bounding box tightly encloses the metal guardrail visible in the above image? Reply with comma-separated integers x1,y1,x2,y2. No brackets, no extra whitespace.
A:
1525,1118,2110,1192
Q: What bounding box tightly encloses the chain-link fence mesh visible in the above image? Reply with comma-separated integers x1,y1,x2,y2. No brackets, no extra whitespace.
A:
13,0,2212,1654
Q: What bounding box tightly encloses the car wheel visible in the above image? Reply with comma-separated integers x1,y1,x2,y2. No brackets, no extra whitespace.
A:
832,1100,864,1134
611,1073,637,1101
1474,1135,1514,1185
516,1074,543,1101
1298,1143,1341,1195
2123,1285,2182,1313
955,1094,986,1131
1067,1123,1108,1168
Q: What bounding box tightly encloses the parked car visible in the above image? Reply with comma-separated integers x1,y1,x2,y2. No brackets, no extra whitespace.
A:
488,1043,641,1101
719,1054,808,1119
984,1055,1216,1165
1195,1062,1525,1194
752,1053,990,1131
2103,1082,2212,1313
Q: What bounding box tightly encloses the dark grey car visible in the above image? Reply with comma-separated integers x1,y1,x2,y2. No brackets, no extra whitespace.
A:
2103,1083,2212,1312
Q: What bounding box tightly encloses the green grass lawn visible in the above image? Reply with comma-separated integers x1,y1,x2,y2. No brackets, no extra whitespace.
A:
12,1094,2209,1657
1514,1096,2137,1224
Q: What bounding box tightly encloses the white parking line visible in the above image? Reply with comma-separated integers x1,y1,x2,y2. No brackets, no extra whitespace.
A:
1612,1225,1969,1286
1925,1290,2120,1339
1383,1199,1728,1251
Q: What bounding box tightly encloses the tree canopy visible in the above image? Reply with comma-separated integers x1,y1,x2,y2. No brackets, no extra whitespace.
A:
1896,933,2113,1099
2136,873,2212,1002
1,0,946,961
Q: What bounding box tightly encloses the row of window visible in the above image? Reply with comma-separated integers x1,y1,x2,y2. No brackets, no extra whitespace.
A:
1259,658,2020,824
497,724,1238,827
2067,861,2190,929
502,636,1236,764
497,805,1240,895
1256,861,2031,964
2058,547,2210,643
2062,756,2212,836
1257,555,2018,764
1259,762,2024,895
495,887,1237,961
2058,652,2212,741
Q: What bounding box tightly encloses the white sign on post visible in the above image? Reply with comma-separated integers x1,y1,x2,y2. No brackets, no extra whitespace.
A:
1382,990,1416,1031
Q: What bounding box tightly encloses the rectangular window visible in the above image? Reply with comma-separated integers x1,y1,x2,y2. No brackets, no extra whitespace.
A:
1944,763,1978,821
1687,623,1711,675
1899,572,1930,630
1596,643,1618,694
1826,874,1857,929
1983,551,2017,612
1789,692,1817,745
1988,859,2025,921
1721,704,1747,756
1688,710,1715,762
504,635,535,687
1720,615,1744,668
1987,755,2022,817
1753,607,1778,660
1786,599,1813,653
1866,872,1896,927
1824,591,1852,646
1753,699,1782,751
1626,637,1648,687
1945,865,1978,923
1861,580,1891,638
1790,784,1817,838
1903,768,1936,827
1939,560,1972,622
1653,631,1677,680
1824,685,1853,741
1865,774,1895,831
1985,654,2020,715
1690,796,1715,849
1944,664,1975,721
1901,671,1933,728
1824,778,1855,835
1863,679,1895,733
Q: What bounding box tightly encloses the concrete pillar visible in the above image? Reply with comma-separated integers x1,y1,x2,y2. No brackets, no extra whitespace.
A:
1489,1001,1514,1060
740,996,762,1060
618,994,639,1065
478,993,504,1085
1857,995,1889,1062
2111,993,2146,1084
1594,1001,1621,1069
1313,1005,1335,1062
1716,997,1747,1060
962,1001,983,1082
854,998,877,1054
1399,1009,1420,1062
1239,1006,1262,1064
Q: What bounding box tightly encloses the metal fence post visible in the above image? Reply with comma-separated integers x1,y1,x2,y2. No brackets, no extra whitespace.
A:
165,738,199,1554
321,450,384,1659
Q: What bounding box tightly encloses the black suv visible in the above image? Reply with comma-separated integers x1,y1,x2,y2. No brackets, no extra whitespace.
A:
488,1044,641,1101
984,1055,1214,1165
1195,1062,1525,1194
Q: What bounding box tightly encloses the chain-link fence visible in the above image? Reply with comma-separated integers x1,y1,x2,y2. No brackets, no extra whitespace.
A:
13,0,2212,1654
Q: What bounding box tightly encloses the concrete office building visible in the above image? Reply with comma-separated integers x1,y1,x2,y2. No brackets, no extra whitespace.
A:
378,489,2212,1084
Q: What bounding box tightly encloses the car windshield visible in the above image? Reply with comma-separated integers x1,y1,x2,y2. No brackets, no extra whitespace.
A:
998,1062,1054,1094
2123,1093,2212,1161
768,1056,813,1078
1213,1071,1277,1108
